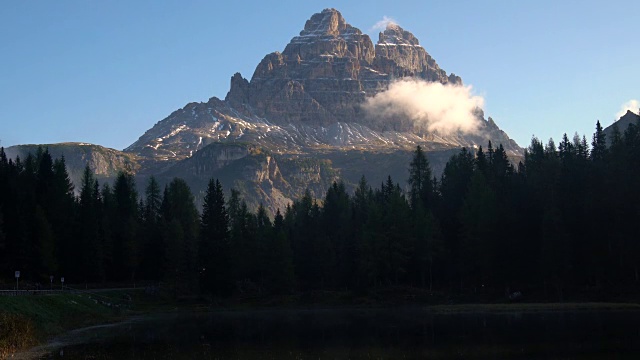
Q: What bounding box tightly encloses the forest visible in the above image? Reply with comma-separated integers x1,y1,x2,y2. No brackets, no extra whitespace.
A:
1,119,639,302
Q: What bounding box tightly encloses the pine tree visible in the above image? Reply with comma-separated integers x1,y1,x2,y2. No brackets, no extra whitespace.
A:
460,171,496,290
0,210,5,264
162,178,200,293
199,179,232,296
266,209,294,293
352,176,374,291
322,181,351,288
112,172,139,282
438,148,475,289
408,145,433,210
144,176,162,222
140,176,163,280
33,205,57,278
78,165,103,282
51,156,76,281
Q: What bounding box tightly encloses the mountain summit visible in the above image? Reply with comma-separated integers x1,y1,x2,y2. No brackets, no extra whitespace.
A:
127,8,518,163
228,8,460,126
298,8,354,36
11,9,523,213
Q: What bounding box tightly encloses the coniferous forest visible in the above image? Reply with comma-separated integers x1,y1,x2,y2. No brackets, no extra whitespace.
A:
1,120,640,302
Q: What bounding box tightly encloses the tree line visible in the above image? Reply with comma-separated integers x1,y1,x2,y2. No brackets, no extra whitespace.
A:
1,119,639,300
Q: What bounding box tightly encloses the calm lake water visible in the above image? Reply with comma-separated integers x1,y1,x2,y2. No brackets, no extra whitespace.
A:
31,307,640,359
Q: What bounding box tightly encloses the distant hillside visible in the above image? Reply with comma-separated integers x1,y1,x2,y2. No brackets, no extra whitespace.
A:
603,110,640,144
5,143,141,188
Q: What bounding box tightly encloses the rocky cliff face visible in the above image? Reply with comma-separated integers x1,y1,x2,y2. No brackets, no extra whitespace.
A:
127,9,520,163
227,8,461,127
5,143,140,188
603,110,640,145
10,9,525,214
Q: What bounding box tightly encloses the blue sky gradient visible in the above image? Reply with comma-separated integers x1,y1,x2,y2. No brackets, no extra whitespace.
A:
1,0,638,150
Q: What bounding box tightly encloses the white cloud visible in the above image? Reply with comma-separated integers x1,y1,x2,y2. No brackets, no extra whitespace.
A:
616,99,640,119
363,79,485,135
371,16,398,32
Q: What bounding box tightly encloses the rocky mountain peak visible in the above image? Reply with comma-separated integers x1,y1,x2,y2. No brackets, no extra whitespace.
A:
281,8,374,64
39,8,524,215
225,9,467,127
128,8,519,157
378,24,420,46
299,8,355,37
225,72,250,105
603,110,640,145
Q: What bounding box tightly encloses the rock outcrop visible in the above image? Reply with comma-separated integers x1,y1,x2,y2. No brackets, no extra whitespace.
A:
603,110,640,145
10,9,525,214
5,143,141,189
226,8,461,127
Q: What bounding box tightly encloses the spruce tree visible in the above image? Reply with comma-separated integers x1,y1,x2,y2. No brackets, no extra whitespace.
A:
78,165,103,282
266,209,294,293
112,172,139,282
199,179,231,296
408,145,433,210
162,178,199,293
140,176,163,280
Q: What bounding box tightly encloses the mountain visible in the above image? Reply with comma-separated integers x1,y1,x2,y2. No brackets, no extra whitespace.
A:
126,9,520,162
5,143,141,186
7,9,523,212
603,110,640,144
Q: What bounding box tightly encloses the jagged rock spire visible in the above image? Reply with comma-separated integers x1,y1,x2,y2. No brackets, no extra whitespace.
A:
378,24,421,46
233,9,462,126
300,8,354,37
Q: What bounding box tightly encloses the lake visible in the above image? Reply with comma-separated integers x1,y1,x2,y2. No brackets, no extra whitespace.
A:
28,307,640,359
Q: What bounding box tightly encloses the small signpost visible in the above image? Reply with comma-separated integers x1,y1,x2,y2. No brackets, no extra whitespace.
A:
15,271,20,291
61,277,65,291
50,275,54,290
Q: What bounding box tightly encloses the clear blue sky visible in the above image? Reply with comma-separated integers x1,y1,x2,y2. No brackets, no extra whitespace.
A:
1,0,638,150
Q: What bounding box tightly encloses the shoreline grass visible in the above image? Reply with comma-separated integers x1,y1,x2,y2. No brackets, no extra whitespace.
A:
0,292,128,358
3,289,640,358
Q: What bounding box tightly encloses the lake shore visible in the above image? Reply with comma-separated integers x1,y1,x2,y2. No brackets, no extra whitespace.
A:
3,288,640,359
0,291,132,359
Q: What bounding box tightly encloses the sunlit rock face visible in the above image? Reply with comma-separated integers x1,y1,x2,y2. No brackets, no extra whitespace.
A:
127,8,519,162
238,8,461,127
10,9,523,214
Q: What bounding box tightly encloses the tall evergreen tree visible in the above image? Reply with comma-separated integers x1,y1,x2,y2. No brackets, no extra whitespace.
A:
460,171,496,290
140,176,163,280
50,156,76,281
33,205,57,278
322,181,352,288
408,145,433,210
0,209,5,267
111,172,139,282
77,165,103,282
199,179,232,296
265,209,294,293
161,178,200,293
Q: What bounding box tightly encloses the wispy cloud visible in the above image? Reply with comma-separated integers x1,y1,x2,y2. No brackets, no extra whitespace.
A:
371,16,398,32
616,99,640,119
363,79,485,135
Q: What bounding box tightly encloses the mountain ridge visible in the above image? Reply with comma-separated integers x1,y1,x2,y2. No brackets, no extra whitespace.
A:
126,8,520,164
8,8,524,213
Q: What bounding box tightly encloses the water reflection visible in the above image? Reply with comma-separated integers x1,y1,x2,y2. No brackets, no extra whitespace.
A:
39,308,640,359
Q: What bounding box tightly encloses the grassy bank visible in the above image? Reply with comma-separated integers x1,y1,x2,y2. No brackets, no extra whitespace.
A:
0,292,130,358
3,287,640,358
